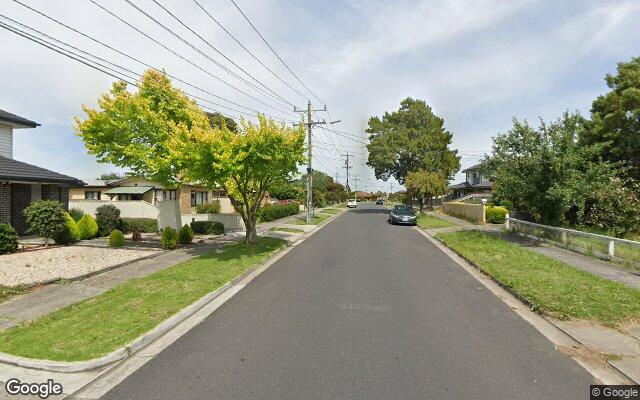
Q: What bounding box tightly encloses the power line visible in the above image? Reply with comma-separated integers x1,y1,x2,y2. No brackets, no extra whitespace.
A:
147,0,294,108
0,14,295,123
191,0,310,103
87,0,293,120
3,3,290,121
0,18,244,122
229,0,325,105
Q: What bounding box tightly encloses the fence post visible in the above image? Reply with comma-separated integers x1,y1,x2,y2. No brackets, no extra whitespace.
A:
505,214,510,230
608,240,615,258
561,230,567,247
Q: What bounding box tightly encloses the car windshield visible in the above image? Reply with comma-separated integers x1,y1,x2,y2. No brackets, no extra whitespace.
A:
392,205,415,215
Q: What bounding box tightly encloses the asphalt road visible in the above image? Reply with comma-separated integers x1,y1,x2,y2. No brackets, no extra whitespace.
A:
102,203,593,400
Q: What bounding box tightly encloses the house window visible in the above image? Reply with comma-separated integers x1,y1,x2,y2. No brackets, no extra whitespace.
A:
191,190,208,206
85,191,101,200
154,189,176,202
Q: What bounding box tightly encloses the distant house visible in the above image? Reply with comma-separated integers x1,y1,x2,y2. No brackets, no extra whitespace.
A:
0,109,84,234
448,164,493,200
68,177,236,215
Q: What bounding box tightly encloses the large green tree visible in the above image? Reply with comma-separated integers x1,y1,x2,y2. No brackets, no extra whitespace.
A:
206,111,238,132
366,98,460,184
485,112,623,227
404,170,447,211
581,57,640,181
76,69,209,186
170,115,305,243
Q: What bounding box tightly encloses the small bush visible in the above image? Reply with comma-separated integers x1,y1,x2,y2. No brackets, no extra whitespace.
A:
0,224,19,254
77,214,99,240
108,229,125,248
95,204,121,237
190,221,225,235
120,218,158,233
161,227,179,249
195,201,220,214
68,208,85,222
258,202,300,222
54,212,80,245
486,206,508,224
178,225,194,245
23,200,66,245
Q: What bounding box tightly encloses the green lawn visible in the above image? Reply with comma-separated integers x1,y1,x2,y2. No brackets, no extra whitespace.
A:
436,230,640,327
292,213,332,225
416,213,456,229
270,227,305,233
0,237,287,361
320,208,342,215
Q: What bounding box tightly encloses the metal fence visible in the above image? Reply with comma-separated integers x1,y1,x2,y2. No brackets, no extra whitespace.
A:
505,216,640,264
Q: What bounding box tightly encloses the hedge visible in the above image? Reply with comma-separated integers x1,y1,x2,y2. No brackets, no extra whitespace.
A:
120,218,158,233
195,201,220,214
54,212,80,245
178,225,194,245
77,214,99,240
190,221,225,235
109,230,125,248
0,224,19,255
486,206,508,224
258,203,300,222
161,227,179,250
96,204,121,237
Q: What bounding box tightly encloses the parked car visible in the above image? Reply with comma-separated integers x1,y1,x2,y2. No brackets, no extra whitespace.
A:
375,199,384,205
347,199,357,208
388,205,417,225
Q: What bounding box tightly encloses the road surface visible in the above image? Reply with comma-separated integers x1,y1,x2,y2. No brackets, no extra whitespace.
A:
103,203,593,399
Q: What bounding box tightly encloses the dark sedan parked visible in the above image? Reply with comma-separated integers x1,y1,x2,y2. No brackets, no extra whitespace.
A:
388,205,417,225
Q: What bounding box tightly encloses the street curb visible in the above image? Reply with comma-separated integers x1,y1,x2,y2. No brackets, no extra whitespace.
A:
0,208,345,373
415,227,633,385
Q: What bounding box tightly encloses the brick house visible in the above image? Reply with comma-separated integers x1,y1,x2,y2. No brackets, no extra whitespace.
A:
0,109,84,234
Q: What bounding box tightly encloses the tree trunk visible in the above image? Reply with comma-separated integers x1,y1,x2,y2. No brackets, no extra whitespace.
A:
419,198,424,212
244,219,258,244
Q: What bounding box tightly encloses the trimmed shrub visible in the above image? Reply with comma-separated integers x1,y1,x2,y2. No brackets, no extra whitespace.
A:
190,221,225,235
77,214,99,240
161,227,179,250
96,204,121,237
23,200,66,245
486,206,508,224
178,225,194,245
195,201,220,214
258,202,300,222
109,229,125,248
120,218,158,233
54,212,80,245
0,223,19,254
69,208,85,222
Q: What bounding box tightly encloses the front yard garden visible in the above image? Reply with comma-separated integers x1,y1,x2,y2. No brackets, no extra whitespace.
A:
436,230,640,327
0,237,287,361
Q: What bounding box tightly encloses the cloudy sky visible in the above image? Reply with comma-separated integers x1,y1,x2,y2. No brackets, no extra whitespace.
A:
1,0,639,191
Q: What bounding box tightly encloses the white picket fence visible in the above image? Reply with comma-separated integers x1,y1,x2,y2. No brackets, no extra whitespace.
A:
506,216,640,264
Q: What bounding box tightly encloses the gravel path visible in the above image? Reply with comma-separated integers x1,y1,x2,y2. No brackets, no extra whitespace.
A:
0,246,161,286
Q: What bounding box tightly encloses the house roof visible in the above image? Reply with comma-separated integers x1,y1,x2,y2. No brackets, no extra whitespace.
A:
0,109,40,128
461,163,483,173
0,155,84,185
104,186,154,195
448,182,469,190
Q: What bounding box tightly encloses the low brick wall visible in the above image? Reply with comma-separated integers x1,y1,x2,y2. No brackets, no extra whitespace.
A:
442,201,485,224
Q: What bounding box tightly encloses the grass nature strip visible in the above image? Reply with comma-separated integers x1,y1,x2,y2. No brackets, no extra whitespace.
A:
292,213,332,225
436,230,640,327
0,237,287,361
416,213,456,229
